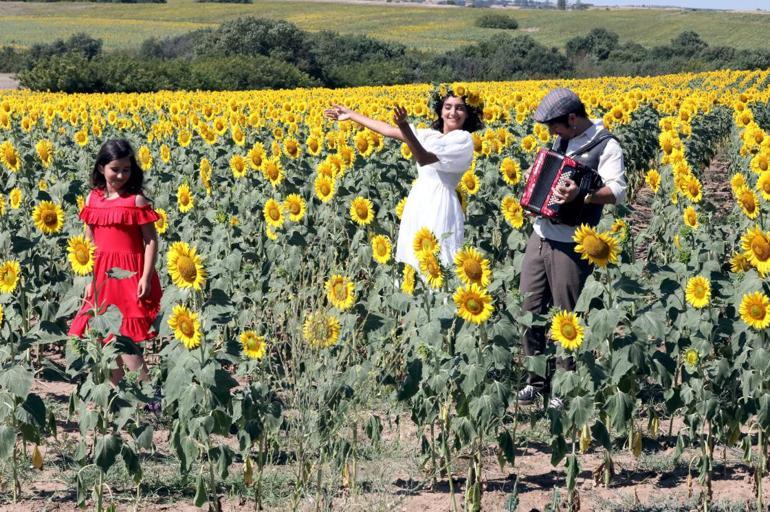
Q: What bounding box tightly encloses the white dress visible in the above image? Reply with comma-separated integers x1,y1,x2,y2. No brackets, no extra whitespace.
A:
395,125,474,271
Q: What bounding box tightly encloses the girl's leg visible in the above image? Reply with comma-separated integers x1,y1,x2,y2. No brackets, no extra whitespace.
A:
120,353,150,382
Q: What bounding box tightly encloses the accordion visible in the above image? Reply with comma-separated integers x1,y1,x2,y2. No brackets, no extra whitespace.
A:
520,149,603,226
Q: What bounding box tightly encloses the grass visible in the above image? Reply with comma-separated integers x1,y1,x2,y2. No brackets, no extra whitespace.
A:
0,0,768,52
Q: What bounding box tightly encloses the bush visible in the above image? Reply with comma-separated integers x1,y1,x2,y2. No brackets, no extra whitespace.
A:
0,47,25,73
565,28,619,61
139,30,210,60
475,13,519,30
430,34,572,82
186,55,316,90
25,33,102,70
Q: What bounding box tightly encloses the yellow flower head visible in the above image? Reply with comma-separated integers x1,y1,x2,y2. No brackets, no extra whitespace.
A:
679,175,702,203
32,201,64,235
501,196,524,229
756,171,770,201
730,173,747,194
155,208,168,235
395,197,407,219
413,227,440,258
550,311,584,351
683,348,699,367
453,283,494,324
35,139,54,168
349,197,374,226
736,186,760,219
302,311,340,349
0,140,21,172
67,235,95,276
177,183,194,213
0,260,21,294
230,154,248,178
685,276,711,309
168,304,201,349
730,251,752,273
573,224,619,267
401,264,416,295
167,241,206,290
500,157,521,186
240,331,267,360
137,145,153,171
454,247,491,287
262,157,284,187
741,225,770,274
645,169,661,193
371,234,392,265
314,175,336,203
263,198,284,228
683,206,698,229
283,194,306,222
460,170,480,195
418,252,444,289
325,274,356,311
739,291,770,330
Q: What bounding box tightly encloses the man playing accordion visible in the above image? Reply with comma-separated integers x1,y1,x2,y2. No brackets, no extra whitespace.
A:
517,88,627,409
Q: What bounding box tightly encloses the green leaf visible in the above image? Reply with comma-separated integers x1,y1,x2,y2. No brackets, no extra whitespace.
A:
134,424,154,451
567,394,594,430
524,355,547,379
95,434,122,473
497,428,515,467
0,365,32,399
107,267,137,280
121,444,143,484
606,390,634,435
0,425,15,460
396,359,422,401
194,472,207,507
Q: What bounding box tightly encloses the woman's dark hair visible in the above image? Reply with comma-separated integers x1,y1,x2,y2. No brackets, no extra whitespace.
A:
90,139,145,195
431,94,484,133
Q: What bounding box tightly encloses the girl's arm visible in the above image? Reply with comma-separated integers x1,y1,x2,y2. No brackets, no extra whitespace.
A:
392,105,439,167
324,104,406,141
136,195,159,299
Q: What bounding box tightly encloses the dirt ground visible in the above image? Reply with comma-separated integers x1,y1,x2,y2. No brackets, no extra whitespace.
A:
0,73,19,90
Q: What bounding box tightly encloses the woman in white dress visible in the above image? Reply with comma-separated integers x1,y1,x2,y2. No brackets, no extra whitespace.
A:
323,89,482,271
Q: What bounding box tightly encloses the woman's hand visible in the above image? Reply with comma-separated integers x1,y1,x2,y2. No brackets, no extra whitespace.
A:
393,105,409,129
324,104,353,122
137,276,152,299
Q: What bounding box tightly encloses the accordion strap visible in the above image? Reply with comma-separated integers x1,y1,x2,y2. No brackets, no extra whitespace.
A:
553,129,616,158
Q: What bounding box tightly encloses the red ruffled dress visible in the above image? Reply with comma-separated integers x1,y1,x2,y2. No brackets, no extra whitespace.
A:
69,189,162,343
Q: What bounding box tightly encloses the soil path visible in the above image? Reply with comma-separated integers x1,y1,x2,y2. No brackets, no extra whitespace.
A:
0,73,19,90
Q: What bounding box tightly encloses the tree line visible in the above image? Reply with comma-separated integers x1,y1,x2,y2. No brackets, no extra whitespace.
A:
1,17,769,93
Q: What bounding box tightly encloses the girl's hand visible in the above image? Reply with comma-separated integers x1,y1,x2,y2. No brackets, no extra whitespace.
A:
137,276,151,299
324,104,352,122
85,281,93,299
393,105,409,128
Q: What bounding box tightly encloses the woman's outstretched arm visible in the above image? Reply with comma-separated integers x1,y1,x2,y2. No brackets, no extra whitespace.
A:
393,105,439,167
324,104,405,141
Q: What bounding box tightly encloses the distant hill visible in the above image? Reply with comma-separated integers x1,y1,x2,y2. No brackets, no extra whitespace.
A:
0,0,768,52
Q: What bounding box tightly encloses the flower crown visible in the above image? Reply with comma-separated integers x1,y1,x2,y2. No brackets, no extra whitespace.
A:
430,83,484,115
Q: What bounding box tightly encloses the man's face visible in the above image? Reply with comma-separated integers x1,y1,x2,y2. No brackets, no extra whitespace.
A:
546,114,576,140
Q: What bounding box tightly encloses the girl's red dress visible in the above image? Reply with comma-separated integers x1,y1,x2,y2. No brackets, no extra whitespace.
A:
68,189,162,343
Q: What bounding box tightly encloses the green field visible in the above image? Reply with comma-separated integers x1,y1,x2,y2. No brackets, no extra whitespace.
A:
0,0,769,52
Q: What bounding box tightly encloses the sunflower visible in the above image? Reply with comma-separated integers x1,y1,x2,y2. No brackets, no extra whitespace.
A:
325,274,356,311
167,241,206,290
137,145,153,171
751,151,770,175
177,183,194,213
757,172,770,200
0,260,21,293
550,311,584,351
401,265,416,295
453,283,494,324
262,157,284,187
418,253,444,289
454,247,491,287
302,311,340,349
155,208,168,235
573,224,619,267
741,225,770,274
679,175,702,203
199,158,212,195
395,197,407,219
263,198,284,228
739,291,770,330
248,143,266,169
314,175,336,203
610,218,629,242
413,227,440,257
283,137,302,159
350,197,374,226
230,154,248,178
160,144,171,164
683,206,698,229
67,236,95,275
683,348,699,368
35,139,54,168
283,194,306,222
460,170,480,195
501,196,524,229
32,201,64,235
265,226,278,241
371,234,392,264
685,276,711,309
730,251,752,273
0,140,21,172
178,129,192,147
736,186,760,219
0,195,4,216
731,173,747,194
645,169,661,193
240,331,267,360
168,305,201,349
74,129,88,147
500,157,521,185
400,143,412,160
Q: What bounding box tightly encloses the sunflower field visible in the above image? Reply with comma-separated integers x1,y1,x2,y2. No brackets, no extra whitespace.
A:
2,68,770,511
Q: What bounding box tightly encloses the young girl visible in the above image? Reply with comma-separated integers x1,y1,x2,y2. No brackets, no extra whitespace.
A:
69,139,162,384
324,89,482,270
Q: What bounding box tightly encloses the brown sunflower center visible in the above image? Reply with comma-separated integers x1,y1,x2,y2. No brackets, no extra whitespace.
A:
320,183,331,195
288,202,300,215
176,255,198,283
355,203,369,219
466,298,482,314
420,238,434,252
43,211,58,227
75,246,89,264
751,236,770,261
463,259,482,281
333,282,347,300
582,234,610,259
561,323,577,340
751,304,766,320
268,206,281,221
180,193,190,205
179,317,194,338
1,270,12,285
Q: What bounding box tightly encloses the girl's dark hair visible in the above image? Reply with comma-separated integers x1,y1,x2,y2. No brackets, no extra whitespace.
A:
90,139,145,195
430,94,484,133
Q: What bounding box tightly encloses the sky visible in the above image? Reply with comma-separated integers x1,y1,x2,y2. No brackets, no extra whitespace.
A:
584,0,767,9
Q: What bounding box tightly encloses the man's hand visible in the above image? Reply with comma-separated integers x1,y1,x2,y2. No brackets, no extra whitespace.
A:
552,178,579,204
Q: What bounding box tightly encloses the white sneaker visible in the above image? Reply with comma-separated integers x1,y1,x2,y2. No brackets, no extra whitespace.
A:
516,385,539,405
548,396,564,410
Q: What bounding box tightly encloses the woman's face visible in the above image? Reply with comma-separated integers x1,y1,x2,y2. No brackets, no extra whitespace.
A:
442,96,468,133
